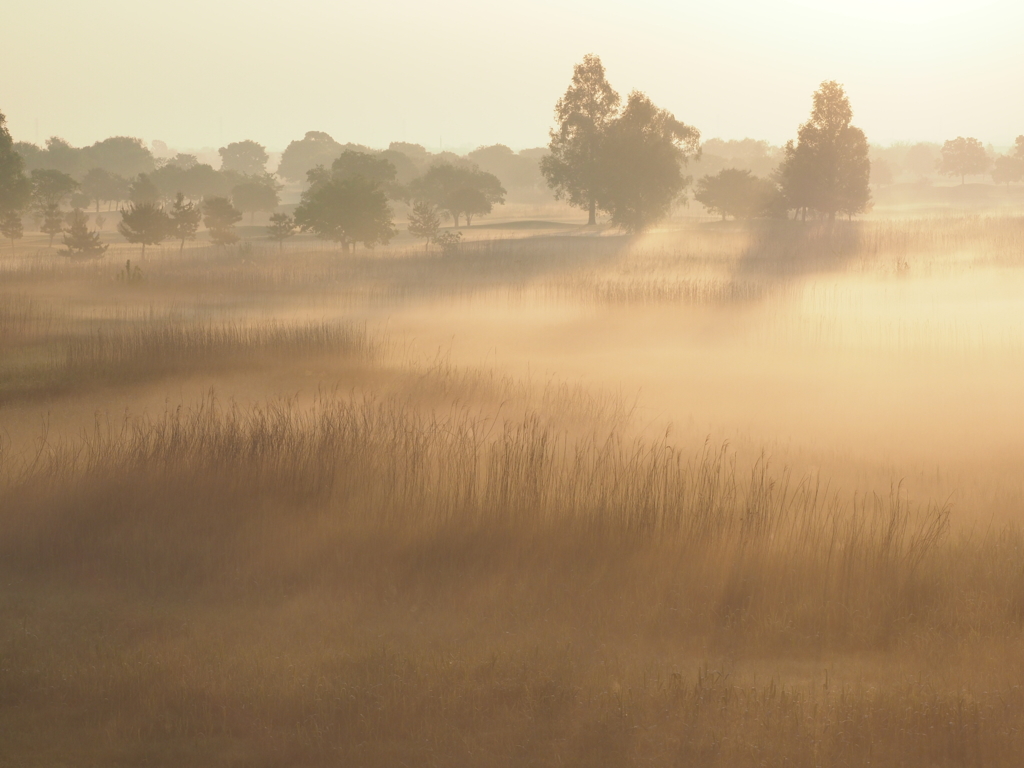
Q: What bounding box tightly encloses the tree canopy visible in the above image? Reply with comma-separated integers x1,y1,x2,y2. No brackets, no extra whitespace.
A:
231,175,280,222
277,131,344,183
409,163,505,227
0,109,31,218
60,209,108,258
219,140,268,176
294,176,395,251
167,193,202,253
938,137,989,185
202,197,243,246
778,80,871,221
695,169,781,220
118,202,168,257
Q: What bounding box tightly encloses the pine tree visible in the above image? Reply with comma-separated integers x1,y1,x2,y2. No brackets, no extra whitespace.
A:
266,213,296,250
202,197,242,246
118,202,168,258
167,193,202,253
40,201,64,247
60,208,108,258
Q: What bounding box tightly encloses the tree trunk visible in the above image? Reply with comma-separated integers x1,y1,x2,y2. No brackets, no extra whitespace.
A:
179,238,185,255
588,199,596,226
452,212,459,228
141,242,146,259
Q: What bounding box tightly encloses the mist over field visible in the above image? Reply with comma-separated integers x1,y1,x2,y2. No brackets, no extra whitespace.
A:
4,2,1024,766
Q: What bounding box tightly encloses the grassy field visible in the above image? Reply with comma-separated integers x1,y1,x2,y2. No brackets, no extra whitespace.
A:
3,215,1024,766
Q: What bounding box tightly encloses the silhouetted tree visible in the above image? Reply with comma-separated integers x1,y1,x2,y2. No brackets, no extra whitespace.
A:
167,193,202,253
266,212,296,250
1013,136,1024,162
594,91,701,233
409,164,505,227
231,174,280,222
330,151,403,198
30,168,78,208
0,109,32,223
219,140,268,176
541,54,621,225
81,136,155,178
40,202,64,247
695,169,780,220
407,201,441,250
172,153,198,170
202,196,242,246
80,168,121,212
1,208,23,248
277,131,344,183
118,202,168,257
778,81,870,221
129,173,160,205
991,155,1024,186
294,176,395,251
938,137,989,185
60,208,108,258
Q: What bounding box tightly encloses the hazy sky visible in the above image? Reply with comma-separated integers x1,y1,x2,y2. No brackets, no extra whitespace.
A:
3,0,1023,153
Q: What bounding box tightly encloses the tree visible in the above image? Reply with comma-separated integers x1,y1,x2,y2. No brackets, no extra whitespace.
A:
202,196,242,246
294,176,395,251
594,91,701,233
905,143,939,180
938,137,989,185
991,155,1024,186
231,175,280,222
330,151,402,198
30,168,78,208
81,136,155,178
129,173,160,204
277,131,344,183
167,193,202,253
1013,136,1024,162
40,201,64,247
695,169,779,220
541,54,621,225
778,81,871,221
80,168,121,212
60,208,108,258
1,208,23,248
409,163,505,227
407,201,440,250
118,202,168,257
219,140,268,176
0,109,32,221
266,212,296,250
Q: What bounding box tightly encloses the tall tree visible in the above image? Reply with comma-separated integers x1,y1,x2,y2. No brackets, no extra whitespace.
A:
540,54,621,225
60,208,108,258
0,109,32,224
167,193,202,253
80,168,120,212
331,151,402,198
938,137,989,185
294,176,395,251
594,91,701,233
266,213,296,250
409,164,505,227
778,81,871,221
219,140,269,176
118,202,168,258
202,197,243,246
231,175,280,222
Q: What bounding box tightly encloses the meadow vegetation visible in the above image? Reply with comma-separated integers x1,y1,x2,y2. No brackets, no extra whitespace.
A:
2,212,1024,766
